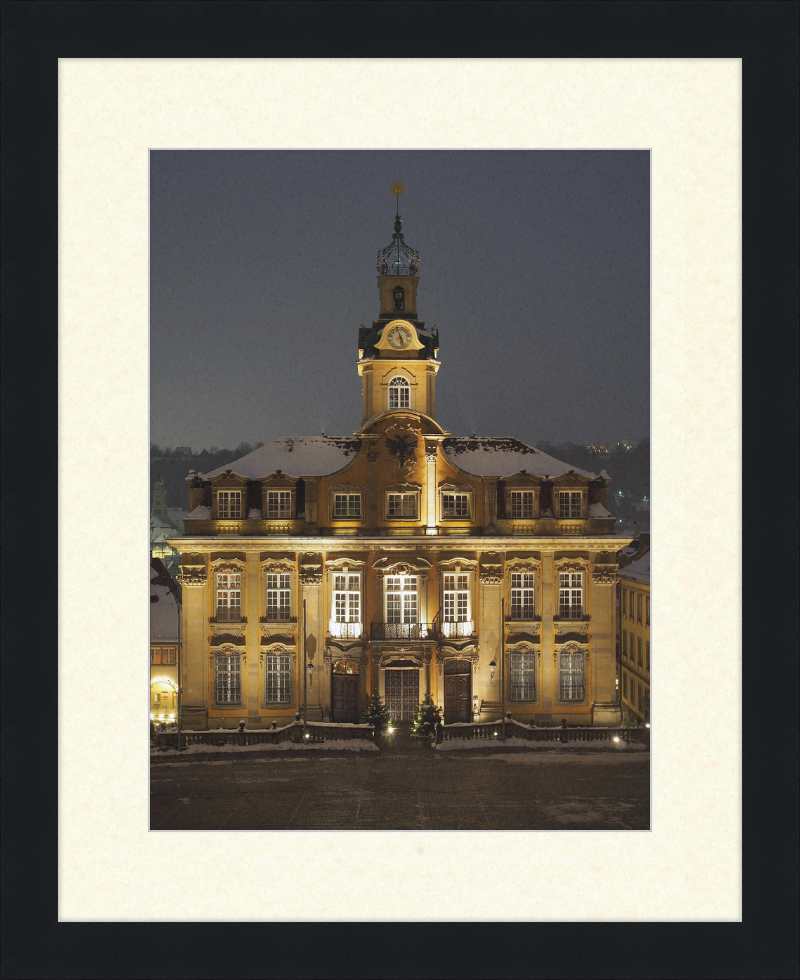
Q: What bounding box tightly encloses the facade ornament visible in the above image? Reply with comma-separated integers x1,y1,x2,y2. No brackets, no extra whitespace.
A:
480,562,503,584
366,449,380,463
425,445,438,463
591,563,619,585
554,621,590,636
385,421,420,477
554,557,590,573
210,623,246,638
299,561,322,585
176,565,207,587
210,558,245,574
260,624,296,638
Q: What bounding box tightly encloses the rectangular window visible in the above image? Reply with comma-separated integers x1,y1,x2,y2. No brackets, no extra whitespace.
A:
622,590,627,616
385,575,417,624
217,491,241,519
638,683,643,712
559,649,585,701
151,648,161,665
267,490,292,519
558,572,583,619
442,493,469,518
387,493,416,518
443,574,469,623
162,647,176,665
558,491,582,518
622,672,628,699
333,493,361,517
509,491,534,519
266,573,291,620
510,572,535,620
215,654,241,704
510,650,536,701
333,574,360,623
388,382,410,409
265,653,291,703
637,637,643,666
622,630,627,659
646,641,650,671
646,596,650,625
153,690,160,703
216,573,241,622
636,594,643,624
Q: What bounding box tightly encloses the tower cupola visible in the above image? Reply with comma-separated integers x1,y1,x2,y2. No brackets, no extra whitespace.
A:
375,182,421,318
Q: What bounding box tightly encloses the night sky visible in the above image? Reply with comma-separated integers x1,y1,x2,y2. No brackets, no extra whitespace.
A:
150,150,649,452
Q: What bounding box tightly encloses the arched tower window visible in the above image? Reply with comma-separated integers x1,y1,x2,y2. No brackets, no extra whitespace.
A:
393,286,405,311
388,376,410,409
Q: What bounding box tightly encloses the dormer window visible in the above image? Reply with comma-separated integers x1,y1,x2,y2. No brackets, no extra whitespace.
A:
388,376,410,409
217,491,241,519
558,491,583,519
266,490,293,519
509,491,534,519
392,286,405,311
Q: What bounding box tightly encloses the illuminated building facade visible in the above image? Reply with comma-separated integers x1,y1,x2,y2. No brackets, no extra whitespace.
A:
150,558,180,722
169,205,629,730
618,533,650,723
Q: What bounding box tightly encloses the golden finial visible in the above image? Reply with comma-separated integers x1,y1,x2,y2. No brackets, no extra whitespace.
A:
389,180,405,196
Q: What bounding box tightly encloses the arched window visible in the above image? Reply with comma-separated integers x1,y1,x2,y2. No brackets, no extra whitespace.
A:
393,286,405,311
388,376,410,409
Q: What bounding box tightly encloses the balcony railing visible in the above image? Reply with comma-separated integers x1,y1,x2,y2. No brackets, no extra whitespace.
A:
214,607,243,623
440,620,475,639
554,610,589,622
370,622,437,641
328,622,363,639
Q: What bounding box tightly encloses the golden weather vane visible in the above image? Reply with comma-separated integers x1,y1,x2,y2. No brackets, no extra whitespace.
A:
389,180,405,197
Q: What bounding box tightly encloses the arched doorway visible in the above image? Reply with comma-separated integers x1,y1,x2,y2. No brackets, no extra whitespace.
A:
332,659,360,723
150,677,178,722
443,659,471,723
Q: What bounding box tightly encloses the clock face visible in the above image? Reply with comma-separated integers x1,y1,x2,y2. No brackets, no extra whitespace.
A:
388,325,412,349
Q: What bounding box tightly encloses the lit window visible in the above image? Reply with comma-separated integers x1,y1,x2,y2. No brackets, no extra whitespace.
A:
558,572,583,619
509,491,534,519
559,648,585,701
217,491,241,519
387,493,416,518
334,493,361,517
442,574,470,637
510,572,535,620
151,648,161,665
266,573,291,621
385,575,417,624
558,491,582,519
162,647,176,665
510,649,536,701
333,575,360,625
216,573,241,622
267,490,292,519
265,653,291,703
215,653,241,704
442,493,469,518
388,376,410,409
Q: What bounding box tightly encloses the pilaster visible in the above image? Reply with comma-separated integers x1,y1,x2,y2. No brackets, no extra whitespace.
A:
177,558,209,730
246,550,260,726
541,552,554,716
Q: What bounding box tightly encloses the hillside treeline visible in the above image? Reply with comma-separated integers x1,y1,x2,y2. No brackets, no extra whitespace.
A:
150,443,262,509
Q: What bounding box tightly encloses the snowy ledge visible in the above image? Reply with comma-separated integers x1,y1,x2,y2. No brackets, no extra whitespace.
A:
151,740,379,757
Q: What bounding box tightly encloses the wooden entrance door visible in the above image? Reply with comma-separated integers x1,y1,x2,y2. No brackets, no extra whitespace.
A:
332,660,360,723
444,660,471,722
384,668,419,721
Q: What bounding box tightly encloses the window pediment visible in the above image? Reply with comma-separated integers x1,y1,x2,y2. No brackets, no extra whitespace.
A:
506,556,541,573
554,556,589,572
209,470,248,488
437,557,478,570
259,472,298,489
504,472,542,488
211,558,245,574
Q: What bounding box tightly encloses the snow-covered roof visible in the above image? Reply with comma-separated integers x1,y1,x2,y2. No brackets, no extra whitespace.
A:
441,438,599,479
620,552,650,585
588,501,612,518
150,566,179,641
201,436,361,480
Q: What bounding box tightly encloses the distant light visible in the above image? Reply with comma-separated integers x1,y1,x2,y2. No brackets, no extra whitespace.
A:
388,727,394,733
304,733,309,738
493,732,498,736
150,713,154,720
613,736,620,742
645,723,650,728
159,714,165,719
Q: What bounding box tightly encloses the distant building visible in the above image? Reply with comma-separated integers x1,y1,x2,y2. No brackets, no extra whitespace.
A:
615,439,639,452
169,204,631,731
150,478,182,574
150,558,181,722
617,533,650,723
586,443,611,455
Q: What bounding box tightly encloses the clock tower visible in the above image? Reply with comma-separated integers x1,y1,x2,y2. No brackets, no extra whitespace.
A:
357,191,441,423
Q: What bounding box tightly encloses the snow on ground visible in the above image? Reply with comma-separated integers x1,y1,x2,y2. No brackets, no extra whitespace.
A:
152,739,378,756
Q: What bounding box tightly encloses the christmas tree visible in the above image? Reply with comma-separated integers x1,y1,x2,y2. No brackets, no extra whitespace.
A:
361,693,392,734
413,694,442,737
